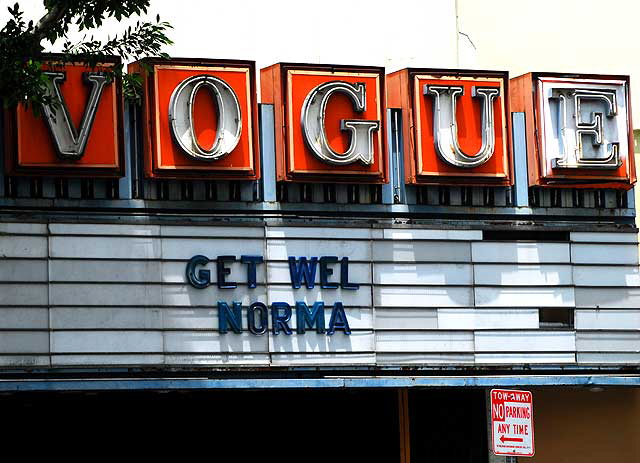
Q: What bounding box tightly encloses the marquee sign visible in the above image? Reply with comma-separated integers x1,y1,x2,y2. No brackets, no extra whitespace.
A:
261,63,388,183
4,56,124,177
130,58,260,179
387,68,512,185
2,57,635,191
510,72,636,189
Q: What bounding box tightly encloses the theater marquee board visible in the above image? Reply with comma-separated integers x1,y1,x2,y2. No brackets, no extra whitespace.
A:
130,58,260,180
4,56,124,177
387,69,512,186
510,72,636,189
261,63,388,183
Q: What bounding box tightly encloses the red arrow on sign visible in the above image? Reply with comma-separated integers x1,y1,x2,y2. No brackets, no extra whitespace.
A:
500,436,524,443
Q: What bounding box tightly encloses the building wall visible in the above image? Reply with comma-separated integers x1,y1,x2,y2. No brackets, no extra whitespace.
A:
456,0,640,123
529,387,640,463
1,221,638,369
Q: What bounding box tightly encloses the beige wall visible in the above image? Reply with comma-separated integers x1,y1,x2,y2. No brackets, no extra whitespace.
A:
529,387,640,463
457,0,640,123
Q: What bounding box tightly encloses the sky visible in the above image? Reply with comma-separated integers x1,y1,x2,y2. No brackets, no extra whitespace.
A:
3,0,639,121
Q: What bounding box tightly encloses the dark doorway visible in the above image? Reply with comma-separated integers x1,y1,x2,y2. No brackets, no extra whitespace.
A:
0,388,400,462
409,388,488,463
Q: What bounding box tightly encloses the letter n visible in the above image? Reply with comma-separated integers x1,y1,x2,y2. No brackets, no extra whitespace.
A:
218,301,243,333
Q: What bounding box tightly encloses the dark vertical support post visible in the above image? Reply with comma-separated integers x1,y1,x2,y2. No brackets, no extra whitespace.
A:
398,388,411,463
118,103,134,200
259,103,277,202
512,112,529,208
133,104,149,199
383,108,406,204
0,108,4,198
626,186,635,211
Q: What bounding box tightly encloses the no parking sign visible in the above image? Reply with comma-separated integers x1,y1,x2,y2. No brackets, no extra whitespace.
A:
491,389,535,457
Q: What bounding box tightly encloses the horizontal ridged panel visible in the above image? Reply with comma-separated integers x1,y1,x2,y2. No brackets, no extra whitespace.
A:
570,232,638,243
576,332,640,352
0,260,47,282
164,331,267,353
571,244,639,265
575,309,640,330
162,226,264,238
577,353,640,364
0,355,50,367
475,287,575,307
438,309,539,330
267,227,378,240
51,331,163,353
51,260,163,283
50,236,161,259
475,353,576,364
0,223,47,234
52,354,164,365
382,229,482,241
375,286,473,307
376,331,474,352
475,331,576,352
0,331,49,354
373,241,470,262
49,223,160,236
50,307,163,329
164,353,269,365
0,308,49,329
270,353,376,365
573,266,640,287
0,236,47,258
474,264,572,286
374,263,472,285
377,353,474,364
374,308,438,330
50,283,162,306
575,288,640,308
472,242,570,263
0,284,48,306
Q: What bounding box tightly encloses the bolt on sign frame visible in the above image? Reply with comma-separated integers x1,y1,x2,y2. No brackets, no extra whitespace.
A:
129,58,260,180
387,68,513,186
4,55,125,177
261,63,388,183
510,72,636,189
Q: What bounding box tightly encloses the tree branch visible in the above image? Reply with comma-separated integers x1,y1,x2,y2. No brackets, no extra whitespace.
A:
34,3,66,41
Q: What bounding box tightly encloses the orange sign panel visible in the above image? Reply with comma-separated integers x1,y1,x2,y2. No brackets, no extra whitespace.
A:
4,57,124,177
510,72,636,189
131,58,259,179
387,69,512,185
261,63,387,183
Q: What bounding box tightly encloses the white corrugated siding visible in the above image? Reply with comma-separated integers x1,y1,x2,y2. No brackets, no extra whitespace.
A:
0,223,638,367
